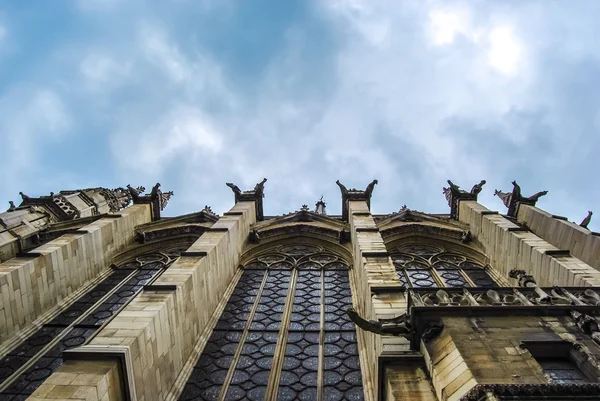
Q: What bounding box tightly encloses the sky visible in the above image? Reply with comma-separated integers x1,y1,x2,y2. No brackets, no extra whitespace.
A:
0,0,598,231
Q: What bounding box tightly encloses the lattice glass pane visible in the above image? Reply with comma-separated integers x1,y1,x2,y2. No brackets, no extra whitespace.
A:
323,332,364,401
437,270,469,287
277,332,320,401
324,270,354,331
463,269,497,287
396,244,443,258
289,271,321,331
225,331,279,401
250,271,291,331
179,331,243,401
216,270,265,331
407,270,438,288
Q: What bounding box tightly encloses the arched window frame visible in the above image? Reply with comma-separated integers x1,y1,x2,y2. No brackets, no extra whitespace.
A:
390,243,499,288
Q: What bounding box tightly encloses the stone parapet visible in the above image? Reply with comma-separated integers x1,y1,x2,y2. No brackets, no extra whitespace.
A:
0,204,151,346
458,201,600,287
517,204,600,272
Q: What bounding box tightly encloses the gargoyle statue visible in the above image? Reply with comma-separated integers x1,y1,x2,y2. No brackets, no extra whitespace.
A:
571,310,600,346
226,182,242,196
347,307,412,337
470,180,486,196
335,180,349,197
364,179,378,198
19,192,30,201
7,201,15,212
581,211,593,229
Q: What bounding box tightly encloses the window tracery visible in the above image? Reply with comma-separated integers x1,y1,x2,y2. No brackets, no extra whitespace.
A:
0,246,185,399
391,244,497,288
179,244,364,401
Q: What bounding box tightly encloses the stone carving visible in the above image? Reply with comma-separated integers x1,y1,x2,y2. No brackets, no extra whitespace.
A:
509,269,537,287
347,307,412,337
335,180,348,197
336,179,379,221
461,230,473,243
443,179,486,219
470,180,486,196
7,201,15,212
314,196,327,215
495,181,548,217
364,179,378,199
571,310,600,346
300,204,310,212
19,192,30,201
421,321,444,343
581,211,593,229
225,179,268,221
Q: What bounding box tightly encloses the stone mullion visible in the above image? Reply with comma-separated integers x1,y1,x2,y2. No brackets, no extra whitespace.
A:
317,268,325,401
217,270,270,401
266,268,298,401
0,267,140,394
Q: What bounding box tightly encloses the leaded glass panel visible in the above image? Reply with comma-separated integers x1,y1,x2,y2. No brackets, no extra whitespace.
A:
391,244,497,288
179,245,364,401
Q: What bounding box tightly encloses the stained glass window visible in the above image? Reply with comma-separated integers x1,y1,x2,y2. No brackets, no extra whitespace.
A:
391,244,497,288
0,246,185,399
179,245,364,401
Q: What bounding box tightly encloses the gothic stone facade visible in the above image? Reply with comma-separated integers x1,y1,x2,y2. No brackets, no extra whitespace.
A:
1,180,600,401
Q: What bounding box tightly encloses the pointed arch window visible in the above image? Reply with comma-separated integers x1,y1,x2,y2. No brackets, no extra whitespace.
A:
179,244,364,401
391,244,498,288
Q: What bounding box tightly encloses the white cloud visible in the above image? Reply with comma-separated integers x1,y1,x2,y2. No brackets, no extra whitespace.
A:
80,53,131,85
139,23,190,83
487,26,523,76
111,105,223,177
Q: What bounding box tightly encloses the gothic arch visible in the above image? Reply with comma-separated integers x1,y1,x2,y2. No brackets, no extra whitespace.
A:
385,233,506,288
178,235,364,401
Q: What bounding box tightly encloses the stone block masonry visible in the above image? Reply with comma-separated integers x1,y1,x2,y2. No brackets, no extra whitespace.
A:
0,204,151,346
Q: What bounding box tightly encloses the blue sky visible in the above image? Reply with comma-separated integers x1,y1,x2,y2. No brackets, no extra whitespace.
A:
0,0,598,230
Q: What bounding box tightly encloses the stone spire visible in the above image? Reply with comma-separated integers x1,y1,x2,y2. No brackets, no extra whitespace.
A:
314,196,327,215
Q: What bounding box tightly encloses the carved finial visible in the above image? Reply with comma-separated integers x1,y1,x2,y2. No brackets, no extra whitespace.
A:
347,307,412,337
581,211,593,229
399,205,409,213
335,180,348,197
159,191,173,210
364,179,378,198
315,197,327,215
470,180,486,196
7,201,16,212
19,192,30,201
226,182,242,196
300,204,310,212
494,189,512,208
